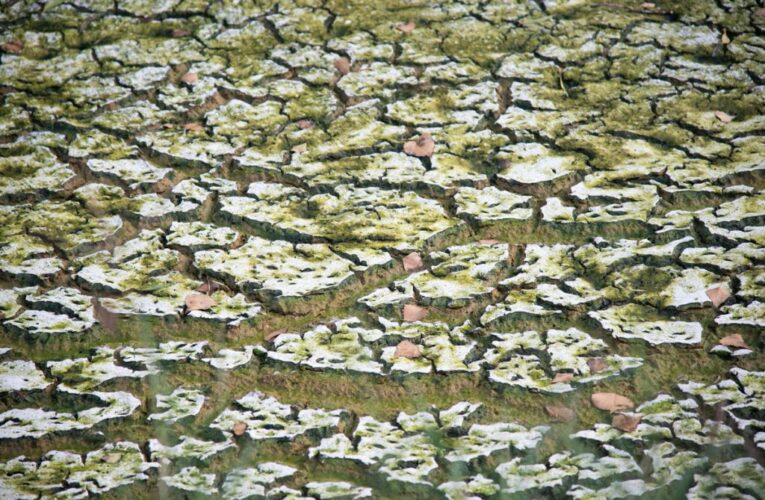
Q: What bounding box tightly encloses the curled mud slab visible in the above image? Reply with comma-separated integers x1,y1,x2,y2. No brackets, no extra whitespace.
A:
1,0,765,498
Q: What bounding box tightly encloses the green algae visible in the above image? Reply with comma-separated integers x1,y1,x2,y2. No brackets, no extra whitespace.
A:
1,0,765,497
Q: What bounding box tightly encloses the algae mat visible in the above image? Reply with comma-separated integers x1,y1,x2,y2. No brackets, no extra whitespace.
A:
1,0,765,498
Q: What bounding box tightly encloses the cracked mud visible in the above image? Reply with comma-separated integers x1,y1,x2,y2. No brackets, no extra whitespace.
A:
1,0,765,498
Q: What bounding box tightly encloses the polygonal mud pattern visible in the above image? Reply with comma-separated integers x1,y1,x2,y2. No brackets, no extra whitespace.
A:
1,0,764,497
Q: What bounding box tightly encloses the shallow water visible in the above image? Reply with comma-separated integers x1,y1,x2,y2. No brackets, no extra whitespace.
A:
0,0,764,498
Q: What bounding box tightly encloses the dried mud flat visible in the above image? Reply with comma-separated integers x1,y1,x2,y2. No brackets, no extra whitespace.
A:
1,0,765,498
